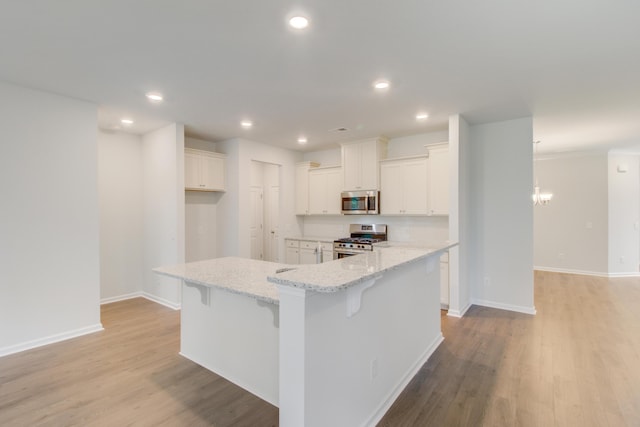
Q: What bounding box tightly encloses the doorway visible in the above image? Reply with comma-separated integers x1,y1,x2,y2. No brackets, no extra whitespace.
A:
249,161,281,262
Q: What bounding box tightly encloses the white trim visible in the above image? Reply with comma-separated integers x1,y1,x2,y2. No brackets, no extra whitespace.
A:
0,323,104,358
100,291,143,305
607,272,640,278
142,292,181,310
363,333,444,427
472,299,536,315
534,266,608,277
534,266,640,278
447,301,471,318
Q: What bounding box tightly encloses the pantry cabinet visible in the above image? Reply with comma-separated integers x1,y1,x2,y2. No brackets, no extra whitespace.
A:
427,144,449,215
185,148,226,192
308,167,342,215
380,156,428,215
295,162,320,215
341,137,388,191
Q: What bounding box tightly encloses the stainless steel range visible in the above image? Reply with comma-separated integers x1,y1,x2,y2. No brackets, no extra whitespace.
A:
333,224,388,260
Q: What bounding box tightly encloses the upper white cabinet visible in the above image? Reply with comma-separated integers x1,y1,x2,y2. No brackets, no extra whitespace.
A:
185,148,226,192
295,161,319,215
308,167,342,215
341,137,388,191
380,156,428,215
427,144,449,216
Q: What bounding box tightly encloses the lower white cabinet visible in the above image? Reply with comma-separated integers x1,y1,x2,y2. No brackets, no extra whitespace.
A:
440,252,449,307
284,239,333,264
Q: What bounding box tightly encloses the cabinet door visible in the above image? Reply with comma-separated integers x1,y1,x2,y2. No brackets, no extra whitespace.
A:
359,140,379,190
325,168,343,214
295,164,310,215
428,147,449,215
201,155,225,191
185,152,201,189
402,158,428,215
321,249,333,263
342,143,361,190
285,247,299,264
299,248,318,264
308,170,326,214
380,162,404,214
440,261,449,306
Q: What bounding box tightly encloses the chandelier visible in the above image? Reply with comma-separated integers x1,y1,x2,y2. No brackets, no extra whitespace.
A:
532,141,553,206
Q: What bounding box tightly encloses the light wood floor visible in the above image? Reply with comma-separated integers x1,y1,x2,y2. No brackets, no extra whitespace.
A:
1,271,639,426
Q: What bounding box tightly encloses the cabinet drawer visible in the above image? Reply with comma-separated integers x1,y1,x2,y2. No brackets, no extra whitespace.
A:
286,239,299,248
320,242,333,251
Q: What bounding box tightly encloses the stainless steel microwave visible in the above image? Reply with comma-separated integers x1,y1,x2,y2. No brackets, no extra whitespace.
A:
341,190,379,215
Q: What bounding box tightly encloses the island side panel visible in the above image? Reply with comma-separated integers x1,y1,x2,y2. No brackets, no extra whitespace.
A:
278,256,442,427
180,282,280,405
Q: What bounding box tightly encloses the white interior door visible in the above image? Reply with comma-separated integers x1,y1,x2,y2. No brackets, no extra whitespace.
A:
267,186,280,262
250,186,263,260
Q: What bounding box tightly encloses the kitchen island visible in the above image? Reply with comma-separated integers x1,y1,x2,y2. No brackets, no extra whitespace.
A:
154,241,456,427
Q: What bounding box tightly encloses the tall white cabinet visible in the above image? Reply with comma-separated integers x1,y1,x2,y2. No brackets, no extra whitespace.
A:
380,156,429,215
295,162,319,215
308,167,342,215
341,137,388,191
427,144,449,216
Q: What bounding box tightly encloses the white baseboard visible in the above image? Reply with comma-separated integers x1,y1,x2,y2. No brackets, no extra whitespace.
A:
472,298,536,315
0,323,104,358
100,292,143,305
534,266,640,278
447,301,471,318
142,292,181,310
364,333,445,427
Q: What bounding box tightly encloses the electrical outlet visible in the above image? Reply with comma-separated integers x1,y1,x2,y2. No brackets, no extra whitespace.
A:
370,358,378,380
620,256,625,264
484,277,490,288
586,222,593,229
558,253,565,260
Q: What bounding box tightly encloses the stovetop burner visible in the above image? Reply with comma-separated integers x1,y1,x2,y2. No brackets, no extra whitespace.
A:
334,237,382,244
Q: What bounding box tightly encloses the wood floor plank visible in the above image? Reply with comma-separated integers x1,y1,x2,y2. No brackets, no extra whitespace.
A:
1,272,639,426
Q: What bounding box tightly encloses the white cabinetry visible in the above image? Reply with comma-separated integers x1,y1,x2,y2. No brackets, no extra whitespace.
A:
308,167,342,215
427,144,449,216
285,239,334,264
295,162,319,215
341,137,388,191
380,156,428,215
440,252,449,307
185,148,226,192
285,239,299,264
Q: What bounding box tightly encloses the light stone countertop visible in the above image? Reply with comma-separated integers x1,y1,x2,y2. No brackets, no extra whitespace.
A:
284,235,337,243
153,241,457,303
268,241,457,293
153,257,288,305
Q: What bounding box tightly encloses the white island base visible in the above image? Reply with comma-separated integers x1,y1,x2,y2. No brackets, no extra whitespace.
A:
156,245,451,427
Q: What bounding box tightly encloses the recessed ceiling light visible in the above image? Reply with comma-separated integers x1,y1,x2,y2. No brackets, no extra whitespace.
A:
289,16,309,29
241,120,253,129
121,118,134,125
416,113,429,120
373,80,390,90
297,136,308,144
146,92,163,102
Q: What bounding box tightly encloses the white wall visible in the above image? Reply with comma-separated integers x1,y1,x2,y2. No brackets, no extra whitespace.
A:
386,130,449,158
216,138,303,261
302,147,341,167
185,137,220,263
98,131,145,301
142,124,185,308
534,153,609,275
468,117,535,314
0,82,102,356
608,154,640,275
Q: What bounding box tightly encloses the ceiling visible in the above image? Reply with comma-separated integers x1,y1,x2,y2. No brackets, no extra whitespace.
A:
2,1,640,153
